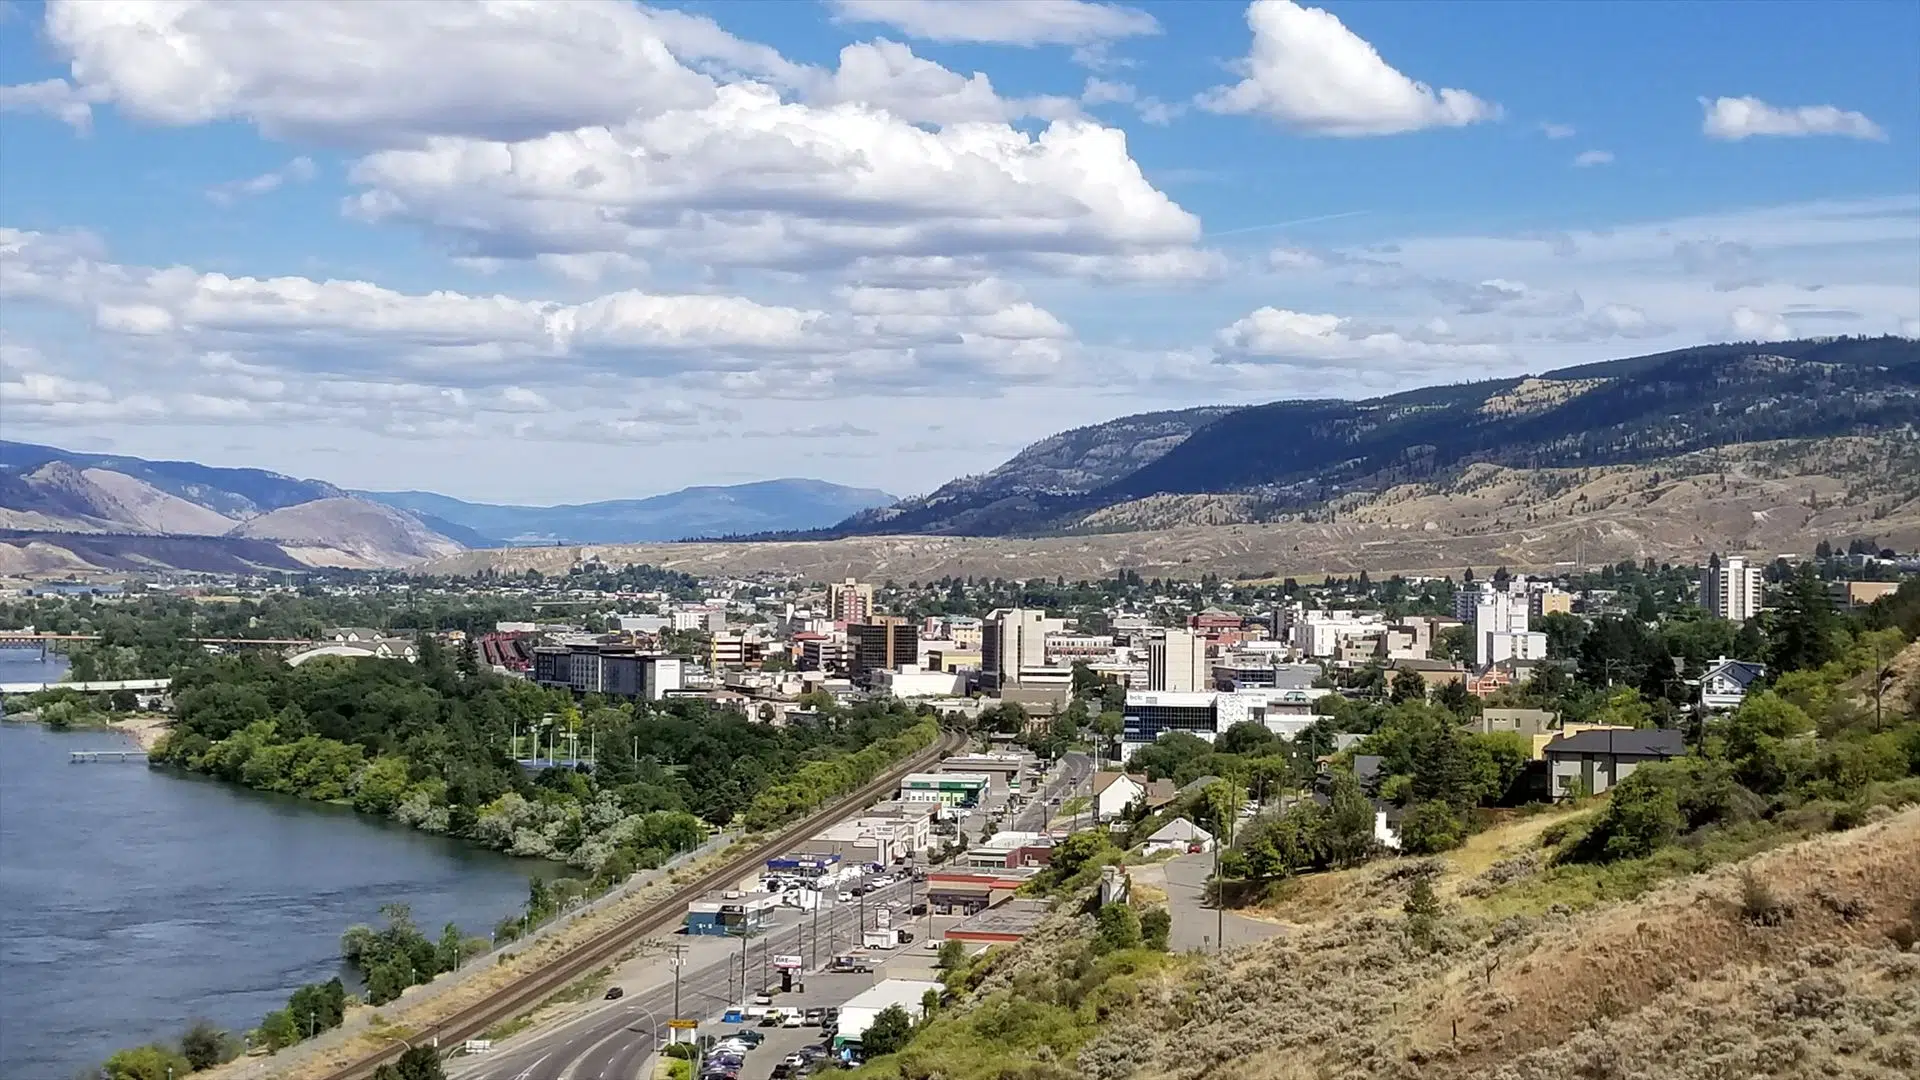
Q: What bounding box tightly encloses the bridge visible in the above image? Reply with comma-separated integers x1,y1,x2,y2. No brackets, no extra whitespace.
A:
70,749,150,764
0,678,173,694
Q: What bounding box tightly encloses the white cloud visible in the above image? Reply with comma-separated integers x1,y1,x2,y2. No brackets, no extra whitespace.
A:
1547,303,1669,343
206,156,317,205
1540,122,1575,140
33,0,720,144
1216,306,1507,369
1729,305,1792,341
0,77,95,131
1078,77,1182,125
1572,149,1613,167
806,39,1079,125
345,84,1201,275
828,0,1159,46
1198,1,1496,136
1700,96,1886,142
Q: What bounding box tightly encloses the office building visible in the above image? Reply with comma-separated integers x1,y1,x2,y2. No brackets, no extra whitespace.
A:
847,617,918,686
532,644,684,701
1458,584,1537,669
827,578,875,624
1147,628,1208,692
709,631,765,669
1699,554,1764,622
981,608,1064,691
1120,690,1220,760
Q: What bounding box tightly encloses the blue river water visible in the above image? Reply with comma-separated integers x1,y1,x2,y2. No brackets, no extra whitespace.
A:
0,653,555,1079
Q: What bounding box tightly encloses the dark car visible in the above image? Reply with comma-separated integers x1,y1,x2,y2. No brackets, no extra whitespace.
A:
603,986,624,1000
721,1028,764,1046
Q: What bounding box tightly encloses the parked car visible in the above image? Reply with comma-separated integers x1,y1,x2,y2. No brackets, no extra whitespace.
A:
752,991,774,1005
782,1010,807,1028
803,1008,825,1024
836,890,853,902
603,986,624,1000
720,1028,764,1046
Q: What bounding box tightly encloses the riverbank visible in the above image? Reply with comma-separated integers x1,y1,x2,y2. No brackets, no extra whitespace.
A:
0,709,170,750
186,831,750,1080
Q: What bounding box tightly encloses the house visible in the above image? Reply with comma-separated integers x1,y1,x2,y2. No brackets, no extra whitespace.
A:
1699,657,1767,711
1092,771,1146,819
1543,728,1686,798
1142,817,1214,855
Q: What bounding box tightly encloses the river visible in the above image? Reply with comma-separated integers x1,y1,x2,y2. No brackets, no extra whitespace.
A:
0,654,556,1079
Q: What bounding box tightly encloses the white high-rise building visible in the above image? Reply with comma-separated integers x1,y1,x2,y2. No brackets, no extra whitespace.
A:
1458,583,1537,669
1147,628,1208,692
1699,554,1764,623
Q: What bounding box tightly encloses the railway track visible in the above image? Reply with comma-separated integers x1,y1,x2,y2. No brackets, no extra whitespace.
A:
316,727,966,1080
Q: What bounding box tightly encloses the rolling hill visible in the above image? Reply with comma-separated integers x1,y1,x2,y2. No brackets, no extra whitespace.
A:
357,478,897,544
810,335,1920,538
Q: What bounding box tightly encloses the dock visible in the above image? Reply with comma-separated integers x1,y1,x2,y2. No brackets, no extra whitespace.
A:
70,750,150,764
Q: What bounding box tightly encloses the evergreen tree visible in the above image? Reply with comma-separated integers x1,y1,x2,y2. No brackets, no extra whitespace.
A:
1769,562,1838,673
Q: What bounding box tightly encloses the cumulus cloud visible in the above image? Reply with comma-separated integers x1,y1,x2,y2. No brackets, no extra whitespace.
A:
1572,149,1613,167
828,0,1159,46
1729,305,1793,341
344,84,1201,275
1077,77,1183,126
1540,122,1575,140
29,0,719,144
1701,96,1886,142
805,39,1079,125
0,77,95,131
206,157,318,205
1216,306,1507,369
1198,1,1495,136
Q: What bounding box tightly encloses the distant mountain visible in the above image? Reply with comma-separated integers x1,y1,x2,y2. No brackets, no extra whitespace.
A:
230,497,465,568
0,463,237,535
823,406,1236,536
814,335,1920,537
357,479,898,544
0,440,341,517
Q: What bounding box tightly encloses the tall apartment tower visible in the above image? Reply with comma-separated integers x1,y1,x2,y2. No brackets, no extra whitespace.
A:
1700,554,1764,623
981,608,1059,690
1147,628,1209,692
827,578,874,624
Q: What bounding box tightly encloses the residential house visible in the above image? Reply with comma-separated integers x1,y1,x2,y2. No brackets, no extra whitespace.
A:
1543,728,1685,798
1699,657,1767,711
1142,817,1214,855
1092,771,1146,819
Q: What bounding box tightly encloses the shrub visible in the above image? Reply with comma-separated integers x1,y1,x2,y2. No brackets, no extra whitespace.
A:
1139,906,1171,951
1736,868,1790,927
1398,801,1467,854
1094,903,1141,953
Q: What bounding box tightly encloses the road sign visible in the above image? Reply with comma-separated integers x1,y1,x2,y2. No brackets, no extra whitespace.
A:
668,1018,699,1030
773,954,803,970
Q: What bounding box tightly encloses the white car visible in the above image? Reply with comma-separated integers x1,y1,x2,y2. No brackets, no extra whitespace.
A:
837,890,853,902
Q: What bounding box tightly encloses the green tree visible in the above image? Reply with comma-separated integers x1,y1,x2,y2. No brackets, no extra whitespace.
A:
437,921,464,973
1434,678,1476,715
1769,562,1839,674
861,1004,914,1057
257,1009,299,1051
179,1018,234,1070
1139,906,1172,951
365,962,409,1006
936,938,966,970
1403,871,1442,950
103,1044,194,1080
1435,626,1475,664
1094,902,1142,952
1389,667,1428,704
1093,710,1124,763
372,1044,448,1080
1397,801,1466,854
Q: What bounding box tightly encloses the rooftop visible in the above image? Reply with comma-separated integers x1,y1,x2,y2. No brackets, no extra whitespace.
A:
947,898,1051,943
1544,728,1686,757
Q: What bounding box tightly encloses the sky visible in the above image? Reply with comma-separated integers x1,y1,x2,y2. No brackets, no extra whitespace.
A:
1,0,1916,506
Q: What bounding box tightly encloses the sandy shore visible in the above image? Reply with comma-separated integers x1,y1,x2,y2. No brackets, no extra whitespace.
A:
110,712,172,751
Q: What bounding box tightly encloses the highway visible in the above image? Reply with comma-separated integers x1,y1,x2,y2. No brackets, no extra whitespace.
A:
451,751,1092,1080
453,878,924,1080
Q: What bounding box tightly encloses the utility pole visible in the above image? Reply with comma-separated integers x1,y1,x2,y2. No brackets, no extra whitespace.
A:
810,887,821,968
667,940,687,1021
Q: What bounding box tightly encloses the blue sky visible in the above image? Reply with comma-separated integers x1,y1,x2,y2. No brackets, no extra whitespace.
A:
2,0,1915,504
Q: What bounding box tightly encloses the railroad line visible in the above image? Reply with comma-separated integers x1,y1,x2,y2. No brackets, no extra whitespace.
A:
315,727,966,1080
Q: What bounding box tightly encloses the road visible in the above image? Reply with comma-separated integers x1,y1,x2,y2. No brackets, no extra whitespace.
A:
1010,751,1093,834
1158,853,1285,952
452,877,930,1080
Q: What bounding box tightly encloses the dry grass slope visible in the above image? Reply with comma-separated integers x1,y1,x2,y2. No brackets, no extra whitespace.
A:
1060,807,1920,1080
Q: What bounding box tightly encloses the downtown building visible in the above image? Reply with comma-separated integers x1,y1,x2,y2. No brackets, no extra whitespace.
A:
532,643,684,701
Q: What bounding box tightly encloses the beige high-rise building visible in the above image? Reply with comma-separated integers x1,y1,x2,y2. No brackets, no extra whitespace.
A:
1700,554,1764,623
1147,628,1209,692
827,578,874,624
981,608,1063,690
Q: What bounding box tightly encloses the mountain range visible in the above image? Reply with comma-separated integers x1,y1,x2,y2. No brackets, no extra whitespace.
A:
0,441,896,576
802,335,1920,538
